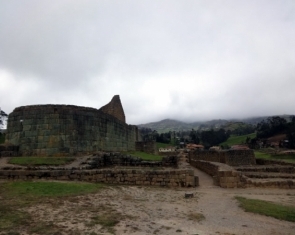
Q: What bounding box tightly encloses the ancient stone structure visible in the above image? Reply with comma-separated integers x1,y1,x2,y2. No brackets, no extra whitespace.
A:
0,168,197,187
99,95,125,123
5,96,140,156
89,152,178,168
189,149,256,166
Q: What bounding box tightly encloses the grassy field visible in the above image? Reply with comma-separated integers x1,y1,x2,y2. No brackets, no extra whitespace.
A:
254,151,295,163
220,133,256,147
156,142,172,148
236,196,295,222
0,181,105,234
126,151,163,161
8,157,75,166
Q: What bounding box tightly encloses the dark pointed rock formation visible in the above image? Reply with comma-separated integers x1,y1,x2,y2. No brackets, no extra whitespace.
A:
99,95,126,123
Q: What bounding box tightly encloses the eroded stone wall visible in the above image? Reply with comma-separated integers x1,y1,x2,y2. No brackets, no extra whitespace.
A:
0,168,197,187
5,104,139,156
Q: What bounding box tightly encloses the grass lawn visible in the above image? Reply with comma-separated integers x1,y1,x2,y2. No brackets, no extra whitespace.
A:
0,134,5,144
1,181,104,198
156,142,172,148
126,151,163,161
8,157,75,166
254,151,295,163
220,133,256,147
0,181,104,233
236,196,295,222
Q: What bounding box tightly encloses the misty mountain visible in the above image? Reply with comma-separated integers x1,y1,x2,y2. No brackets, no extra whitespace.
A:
137,115,294,133
0,109,8,130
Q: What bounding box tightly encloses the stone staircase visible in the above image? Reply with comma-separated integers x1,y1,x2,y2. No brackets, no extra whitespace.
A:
235,165,295,188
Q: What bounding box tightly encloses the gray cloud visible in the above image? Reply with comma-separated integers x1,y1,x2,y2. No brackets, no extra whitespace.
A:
0,0,295,124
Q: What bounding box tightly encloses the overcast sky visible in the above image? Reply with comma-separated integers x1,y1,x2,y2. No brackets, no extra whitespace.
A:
0,0,294,124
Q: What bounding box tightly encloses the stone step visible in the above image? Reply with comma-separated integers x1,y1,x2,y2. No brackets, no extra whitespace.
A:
235,165,295,173
242,172,295,179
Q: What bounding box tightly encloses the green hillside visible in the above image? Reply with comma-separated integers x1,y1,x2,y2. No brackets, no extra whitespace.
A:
220,133,256,146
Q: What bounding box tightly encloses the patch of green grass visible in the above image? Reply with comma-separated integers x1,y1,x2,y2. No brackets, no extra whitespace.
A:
156,142,172,148
187,212,205,222
126,151,163,161
1,181,104,198
0,181,105,233
8,157,75,166
220,133,256,146
0,204,30,231
86,210,127,234
236,196,295,222
0,133,5,144
28,221,61,235
254,151,295,163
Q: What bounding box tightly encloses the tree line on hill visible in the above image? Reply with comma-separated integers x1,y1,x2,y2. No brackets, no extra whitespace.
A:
139,115,295,149
139,127,231,149
254,116,295,148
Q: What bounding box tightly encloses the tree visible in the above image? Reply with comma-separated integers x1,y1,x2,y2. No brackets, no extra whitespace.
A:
256,116,287,138
189,129,200,144
287,116,295,148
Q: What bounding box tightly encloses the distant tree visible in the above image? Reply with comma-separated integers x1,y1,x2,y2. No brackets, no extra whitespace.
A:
201,128,230,148
287,116,295,148
256,116,287,138
189,129,200,144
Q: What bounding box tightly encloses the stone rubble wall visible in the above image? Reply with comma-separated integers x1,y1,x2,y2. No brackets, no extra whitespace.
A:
235,165,295,174
5,105,139,156
0,144,19,157
189,149,256,166
88,152,178,168
0,168,197,187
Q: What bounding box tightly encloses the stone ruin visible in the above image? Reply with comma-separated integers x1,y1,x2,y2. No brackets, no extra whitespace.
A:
3,95,140,156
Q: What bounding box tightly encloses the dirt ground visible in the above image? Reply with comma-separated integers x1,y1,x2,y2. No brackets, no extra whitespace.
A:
1,157,295,235
20,167,295,235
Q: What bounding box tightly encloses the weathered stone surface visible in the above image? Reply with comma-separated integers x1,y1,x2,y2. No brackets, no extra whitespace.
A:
99,95,125,123
0,168,197,187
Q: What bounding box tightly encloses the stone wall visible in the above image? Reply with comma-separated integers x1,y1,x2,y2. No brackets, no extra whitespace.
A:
0,168,197,187
5,103,139,156
0,144,19,157
189,149,256,166
88,152,178,168
190,159,242,188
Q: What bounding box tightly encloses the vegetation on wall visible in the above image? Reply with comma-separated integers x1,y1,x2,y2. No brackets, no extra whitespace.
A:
0,133,5,144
